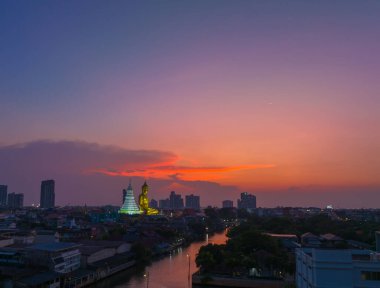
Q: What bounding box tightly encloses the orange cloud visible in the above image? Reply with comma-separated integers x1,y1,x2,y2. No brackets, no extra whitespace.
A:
91,163,275,181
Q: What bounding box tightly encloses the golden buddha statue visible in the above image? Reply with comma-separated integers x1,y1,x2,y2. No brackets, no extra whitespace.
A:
138,181,159,215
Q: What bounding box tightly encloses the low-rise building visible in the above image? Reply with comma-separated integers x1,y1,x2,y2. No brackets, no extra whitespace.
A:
0,237,14,247
301,232,322,247
16,271,61,288
27,242,81,273
185,194,200,210
0,247,26,266
79,240,131,267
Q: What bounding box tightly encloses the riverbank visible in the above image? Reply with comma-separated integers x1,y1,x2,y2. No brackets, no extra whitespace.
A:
62,236,193,288
89,231,228,288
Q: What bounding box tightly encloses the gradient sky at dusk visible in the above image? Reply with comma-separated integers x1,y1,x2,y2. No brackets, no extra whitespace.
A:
1,1,379,208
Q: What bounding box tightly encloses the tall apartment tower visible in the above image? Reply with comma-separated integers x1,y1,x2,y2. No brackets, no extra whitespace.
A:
185,194,200,209
40,180,55,208
169,191,184,210
237,192,256,209
159,198,170,209
0,185,7,207
7,192,24,209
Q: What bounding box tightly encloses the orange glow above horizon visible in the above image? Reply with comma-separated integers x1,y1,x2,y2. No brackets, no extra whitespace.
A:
90,163,276,182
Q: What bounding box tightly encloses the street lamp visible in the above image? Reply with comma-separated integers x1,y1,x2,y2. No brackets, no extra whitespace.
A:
144,271,149,288
187,254,191,288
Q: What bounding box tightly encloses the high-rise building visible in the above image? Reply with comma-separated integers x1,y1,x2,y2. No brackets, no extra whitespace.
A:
169,191,184,210
119,182,141,215
7,192,24,209
222,200,234,208
185,194,200,209
0,185,7,207
159,198,170,209
237,192,256,209
40,180,55,208
150,199,158,209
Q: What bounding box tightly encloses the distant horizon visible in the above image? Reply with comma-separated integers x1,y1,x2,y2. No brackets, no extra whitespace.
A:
1,153,379,209
8,200,380,210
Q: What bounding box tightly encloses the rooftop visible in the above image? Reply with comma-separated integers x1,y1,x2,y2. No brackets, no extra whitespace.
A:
29,242,81,252
266,233,298,239
18,271,60,286
79,240,127,248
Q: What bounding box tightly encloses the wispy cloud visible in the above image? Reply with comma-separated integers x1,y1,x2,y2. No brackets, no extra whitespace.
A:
0,140,177,174
0,140,272,205
93,164,275,180
1,140,380,208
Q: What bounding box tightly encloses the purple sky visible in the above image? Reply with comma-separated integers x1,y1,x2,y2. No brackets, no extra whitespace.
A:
1,1,380,207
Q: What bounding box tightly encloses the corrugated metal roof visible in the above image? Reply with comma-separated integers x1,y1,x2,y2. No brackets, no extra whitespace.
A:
29,242,81,252
18,271,60,285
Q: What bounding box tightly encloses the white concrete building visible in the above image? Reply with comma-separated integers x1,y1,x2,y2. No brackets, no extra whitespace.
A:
79,240,131,266
296,248,380,288
28,242,81,273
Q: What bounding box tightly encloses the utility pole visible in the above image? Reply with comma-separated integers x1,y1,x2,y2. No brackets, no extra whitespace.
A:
187,254,191,287
144,271,149,288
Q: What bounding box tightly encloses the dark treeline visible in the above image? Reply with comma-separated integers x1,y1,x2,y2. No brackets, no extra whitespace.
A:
242,214,379,247
205,207,379,247
196,208,380,279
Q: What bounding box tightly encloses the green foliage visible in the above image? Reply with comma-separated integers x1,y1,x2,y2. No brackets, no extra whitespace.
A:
235,213,378,247
108,225,125,239
204,207,219,219
237,208,250,219
204,207,225,232
219,208,237,220
131,242,152,264
197,209,380,278
196,244,225,272
227,228,279,255
196,225,291,276
188,221,206,237
155,227,177,240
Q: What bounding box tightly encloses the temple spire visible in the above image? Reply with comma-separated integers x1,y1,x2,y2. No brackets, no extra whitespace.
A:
119,182,141,215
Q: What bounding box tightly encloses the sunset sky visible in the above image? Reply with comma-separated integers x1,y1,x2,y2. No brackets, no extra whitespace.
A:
1,1,379,208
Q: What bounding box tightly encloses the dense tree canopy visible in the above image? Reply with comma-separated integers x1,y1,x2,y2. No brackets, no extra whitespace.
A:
196,211,379,277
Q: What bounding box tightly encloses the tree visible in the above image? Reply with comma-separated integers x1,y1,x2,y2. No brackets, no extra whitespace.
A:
196,244,224,273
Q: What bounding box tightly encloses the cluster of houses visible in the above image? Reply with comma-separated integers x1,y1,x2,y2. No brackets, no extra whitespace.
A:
0,205,209,287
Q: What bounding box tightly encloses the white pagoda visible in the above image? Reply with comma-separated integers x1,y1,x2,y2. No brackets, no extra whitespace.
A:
119,182,142,215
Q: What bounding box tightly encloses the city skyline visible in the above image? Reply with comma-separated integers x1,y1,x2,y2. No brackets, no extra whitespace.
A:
1,1,380,208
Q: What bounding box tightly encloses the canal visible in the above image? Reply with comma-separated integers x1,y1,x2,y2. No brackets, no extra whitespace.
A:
90,231,228,288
